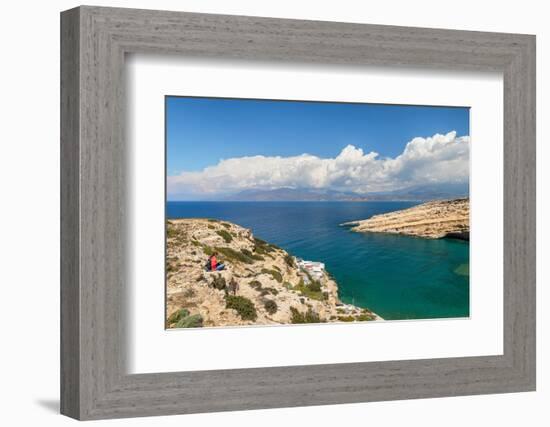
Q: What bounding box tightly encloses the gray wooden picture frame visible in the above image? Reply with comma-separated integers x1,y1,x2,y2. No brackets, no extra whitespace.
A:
60,5,536,421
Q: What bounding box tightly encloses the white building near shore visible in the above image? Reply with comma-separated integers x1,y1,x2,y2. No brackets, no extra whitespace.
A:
296,258,326,281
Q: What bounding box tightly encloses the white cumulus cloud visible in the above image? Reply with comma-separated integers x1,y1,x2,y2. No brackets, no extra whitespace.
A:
168,131,469,197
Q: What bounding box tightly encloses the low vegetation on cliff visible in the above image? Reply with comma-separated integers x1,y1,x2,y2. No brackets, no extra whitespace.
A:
166,218,380,328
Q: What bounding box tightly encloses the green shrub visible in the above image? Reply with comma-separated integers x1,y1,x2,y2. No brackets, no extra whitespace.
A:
253,236,269,246
211,274,226,290
221,222,231,229
294,280,324,301
264,299,278,315
248,280,278,296
166,226,179,238
303,269,314,283
253,237,276,255
175,313,203,328
337,315,356,322
183,287,196,298
284,254,295,268
356,313,375,321
253,244,269,256
225,295,257,321
215,246,254,264
249,280,262,290
207,218,218,222
290,307,322,324
290,307,303,323
241,248,264,261
167,308,190,325
261,268,283,283
260,287,279,296
207,224,215,229
216,229,233,243
272,265,281,271
308,280,322,292
305,309,322,323
283,282,293,290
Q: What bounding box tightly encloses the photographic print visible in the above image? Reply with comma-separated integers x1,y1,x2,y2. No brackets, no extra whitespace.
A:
165,97,470,329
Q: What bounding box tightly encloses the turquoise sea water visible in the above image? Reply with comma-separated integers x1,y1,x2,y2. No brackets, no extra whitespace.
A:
167,201,469,320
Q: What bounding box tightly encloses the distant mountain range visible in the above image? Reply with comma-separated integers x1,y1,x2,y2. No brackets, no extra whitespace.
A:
223,188,363,202
362,182,469,201
222,183,469,202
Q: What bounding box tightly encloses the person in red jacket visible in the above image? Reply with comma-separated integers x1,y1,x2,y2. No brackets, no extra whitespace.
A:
207,252,225,271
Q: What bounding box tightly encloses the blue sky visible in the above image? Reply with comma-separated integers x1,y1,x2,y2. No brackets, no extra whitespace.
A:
166,96,469,174
166,96,470,198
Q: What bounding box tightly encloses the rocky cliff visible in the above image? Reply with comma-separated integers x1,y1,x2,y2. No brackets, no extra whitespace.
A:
344,198,469,240
166,218,380,328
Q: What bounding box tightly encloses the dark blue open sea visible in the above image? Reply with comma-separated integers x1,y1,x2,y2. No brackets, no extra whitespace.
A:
167,201,469,320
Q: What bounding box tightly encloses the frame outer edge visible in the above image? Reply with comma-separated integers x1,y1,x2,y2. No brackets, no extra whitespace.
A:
518,34,536,389
502,34,536,391
527,35,536,390
61,6,537,420
60,6,81,420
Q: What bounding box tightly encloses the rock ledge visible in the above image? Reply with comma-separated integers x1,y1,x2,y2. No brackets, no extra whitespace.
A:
343,198,469,240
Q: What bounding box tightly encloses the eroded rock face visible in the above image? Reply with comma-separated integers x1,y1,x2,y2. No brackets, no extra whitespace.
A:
344,198,469,240
166,218,380,328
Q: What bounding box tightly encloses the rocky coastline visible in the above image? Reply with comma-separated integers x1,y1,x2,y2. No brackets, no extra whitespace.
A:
343,198,469,240
166,218,381,328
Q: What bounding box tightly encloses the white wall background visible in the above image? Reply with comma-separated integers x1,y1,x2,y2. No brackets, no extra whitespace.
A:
0,0,546,425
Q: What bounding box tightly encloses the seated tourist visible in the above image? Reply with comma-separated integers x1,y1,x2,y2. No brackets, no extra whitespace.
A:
207,252,225,271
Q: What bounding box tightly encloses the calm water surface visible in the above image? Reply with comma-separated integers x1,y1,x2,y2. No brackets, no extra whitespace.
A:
167,201,469,320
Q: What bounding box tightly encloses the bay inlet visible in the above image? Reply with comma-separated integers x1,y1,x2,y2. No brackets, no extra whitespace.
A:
167,201,470,320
